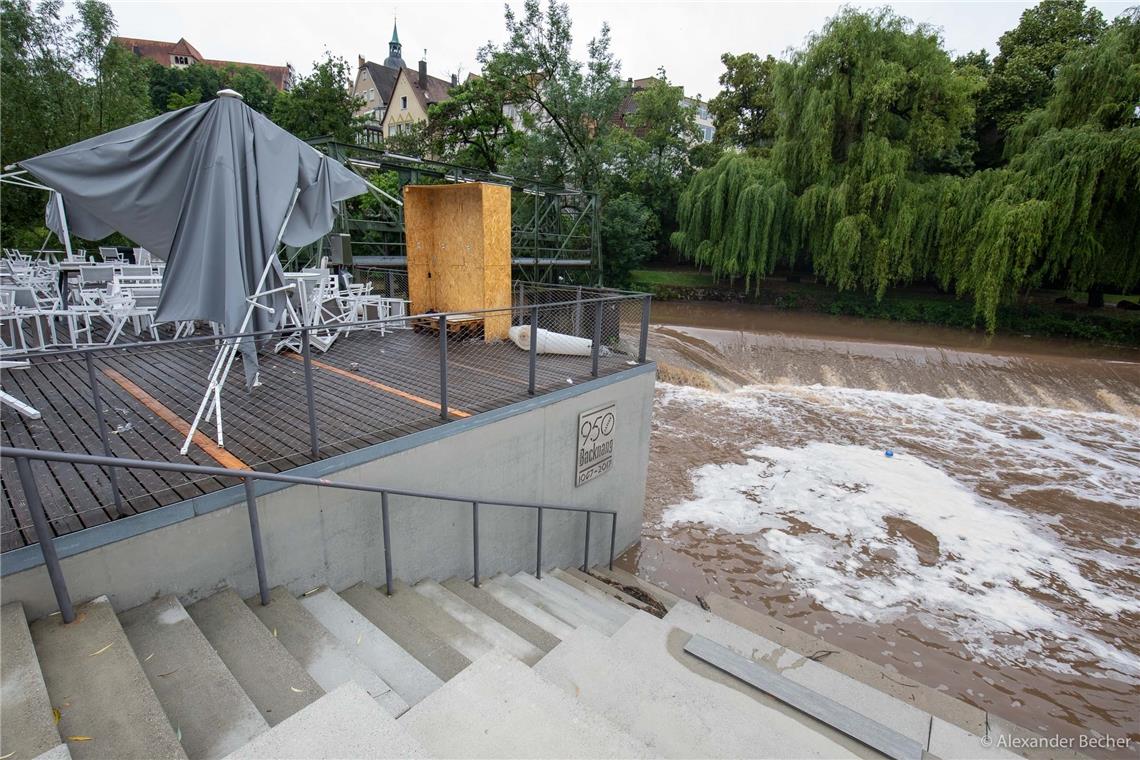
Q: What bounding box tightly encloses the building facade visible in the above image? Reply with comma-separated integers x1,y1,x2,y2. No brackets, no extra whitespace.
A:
351,23,406,126
379,63,455,139
113,36,294,91
352,22,455,139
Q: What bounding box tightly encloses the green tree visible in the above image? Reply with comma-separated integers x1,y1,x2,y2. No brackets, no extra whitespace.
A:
147,61,221,111
271,52,362,142
677,8,981,295
384,121,431,158
707,52,778,148
948,10,1140,317
974,0,1106,167
676,5,1138,329
220,64,277,114
146,62,277,113
600,192,657,286
607,70,701,258
423,74,514,170
478,0,625,189
0,0,152,244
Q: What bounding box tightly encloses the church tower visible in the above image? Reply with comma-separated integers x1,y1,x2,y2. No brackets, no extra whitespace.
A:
383,20,405,68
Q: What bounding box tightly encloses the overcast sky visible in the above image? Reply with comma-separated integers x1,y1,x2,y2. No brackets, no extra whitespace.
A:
103,0,1132,100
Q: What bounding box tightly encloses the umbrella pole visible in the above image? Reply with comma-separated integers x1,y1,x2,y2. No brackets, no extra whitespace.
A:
54,192,74,261
180,188,301,455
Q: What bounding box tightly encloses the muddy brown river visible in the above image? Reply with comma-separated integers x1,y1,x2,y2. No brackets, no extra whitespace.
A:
622,302,1140,755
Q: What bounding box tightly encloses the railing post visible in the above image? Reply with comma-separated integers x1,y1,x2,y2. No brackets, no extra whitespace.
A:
536,507,543,579
583,511,591,571
609,514,617,571
382,491,393,596
472,501,480,588
15,456,75,623
638,294,651,363
301,329,320,458
85,352,125,517
528,305,538,395
438,314,449,421
591,301,603,378
243,477,270,606
573,286,583,336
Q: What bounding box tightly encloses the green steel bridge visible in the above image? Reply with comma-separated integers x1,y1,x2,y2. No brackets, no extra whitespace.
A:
299,139,601,284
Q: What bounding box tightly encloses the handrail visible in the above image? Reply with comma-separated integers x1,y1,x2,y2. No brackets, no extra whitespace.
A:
4,446,619,624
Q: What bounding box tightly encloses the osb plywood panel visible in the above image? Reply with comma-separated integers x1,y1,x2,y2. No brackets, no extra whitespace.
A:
402,182,513,340
404,185,436,315
481,184,512,341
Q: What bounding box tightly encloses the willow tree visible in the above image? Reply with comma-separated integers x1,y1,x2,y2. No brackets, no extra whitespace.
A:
675,8,980,296
948,11,1140,321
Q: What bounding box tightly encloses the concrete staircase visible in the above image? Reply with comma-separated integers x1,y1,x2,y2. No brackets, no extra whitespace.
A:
0,566,1025,760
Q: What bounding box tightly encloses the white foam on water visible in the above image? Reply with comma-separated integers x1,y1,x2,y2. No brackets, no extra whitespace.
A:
656,382,1140,680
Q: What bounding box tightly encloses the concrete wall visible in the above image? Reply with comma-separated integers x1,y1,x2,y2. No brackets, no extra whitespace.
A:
0,367,655,619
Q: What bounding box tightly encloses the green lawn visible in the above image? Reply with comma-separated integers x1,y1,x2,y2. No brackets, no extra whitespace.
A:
630,269,717,288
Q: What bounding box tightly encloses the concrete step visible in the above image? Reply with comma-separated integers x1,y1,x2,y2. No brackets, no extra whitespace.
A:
413,579,544,665
1,602,63,760
379,579,494,663
553,567,647,618
244,587,407,717
339,582,470,682
702,591,988,736
477,576,576,640
186,588,322,727
591,566,681,610
562,567,660,613
512,572,623,635
29,595,186,760
299,587,442,707
442,577,561,652
224,682,427,760
534,612,865,758
543,572,633,628
399,650,649,758
663,599,933,754
31,745,72,760
119,595,268,759
487,574,591,630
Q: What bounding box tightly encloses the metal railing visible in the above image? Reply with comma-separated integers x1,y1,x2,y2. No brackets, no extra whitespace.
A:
4,446,619,625
1,289,651,534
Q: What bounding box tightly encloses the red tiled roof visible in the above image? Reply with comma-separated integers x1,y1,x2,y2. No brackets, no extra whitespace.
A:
398,66,454,112
203,59,292,90
112,36,292,90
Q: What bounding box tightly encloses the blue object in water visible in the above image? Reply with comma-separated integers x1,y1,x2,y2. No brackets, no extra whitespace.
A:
884,449,894,458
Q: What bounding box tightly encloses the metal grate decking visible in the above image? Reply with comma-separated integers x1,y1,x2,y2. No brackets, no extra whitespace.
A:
1,328,638,551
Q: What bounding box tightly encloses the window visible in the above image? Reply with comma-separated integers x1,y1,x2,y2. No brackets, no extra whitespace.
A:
401,96,407,110
172,55,189,66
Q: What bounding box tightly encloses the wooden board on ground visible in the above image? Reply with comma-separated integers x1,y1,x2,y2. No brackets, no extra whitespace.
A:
410,314,486,341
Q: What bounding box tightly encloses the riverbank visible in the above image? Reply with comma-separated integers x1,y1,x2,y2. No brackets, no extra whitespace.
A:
630,269,1140,348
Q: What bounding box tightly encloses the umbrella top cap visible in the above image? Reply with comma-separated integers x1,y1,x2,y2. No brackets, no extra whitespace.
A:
216,89,244,100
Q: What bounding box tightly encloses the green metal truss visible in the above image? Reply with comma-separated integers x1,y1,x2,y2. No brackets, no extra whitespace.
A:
300,139,601,283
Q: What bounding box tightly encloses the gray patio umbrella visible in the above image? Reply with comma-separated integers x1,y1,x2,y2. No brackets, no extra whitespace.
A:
20,90,367,387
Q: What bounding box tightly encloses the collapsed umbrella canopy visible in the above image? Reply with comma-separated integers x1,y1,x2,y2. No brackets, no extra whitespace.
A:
19,90,367,384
